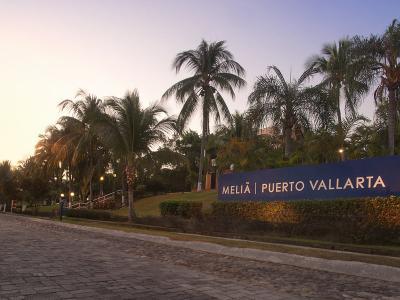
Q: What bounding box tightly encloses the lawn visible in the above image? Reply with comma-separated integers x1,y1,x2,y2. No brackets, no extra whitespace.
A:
113,190,217,217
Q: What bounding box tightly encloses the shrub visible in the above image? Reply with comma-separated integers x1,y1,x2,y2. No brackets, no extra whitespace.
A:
211,196,400,243
64,208,112,221
93,198,117,210
160,200,203,219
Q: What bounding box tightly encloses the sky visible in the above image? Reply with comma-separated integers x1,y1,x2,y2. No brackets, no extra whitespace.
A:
0,0,399,164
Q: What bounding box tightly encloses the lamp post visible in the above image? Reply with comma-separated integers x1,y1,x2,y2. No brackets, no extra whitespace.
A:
69,192,74,208
338,148,345,161
113,173,117,194
100,176,104,196
59,193,65,221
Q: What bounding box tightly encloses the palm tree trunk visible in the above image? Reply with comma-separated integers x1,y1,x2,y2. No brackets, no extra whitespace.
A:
88,160,93,209
126,165,136,222
283,126,293,158
127,184,136,222
121,168,126,207
197,108,208,192
89,179,93,207
388,88,397,155
88,140,93,208
197,134,206,192
336,85,342,128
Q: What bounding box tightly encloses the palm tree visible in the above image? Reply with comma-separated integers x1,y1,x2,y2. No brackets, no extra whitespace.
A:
216,111,257,140
35,125,64,179
96,90,175,222
307,39,369,128
58,90,105,204
248,66,317,157
162,40,246,191
353,20,400,155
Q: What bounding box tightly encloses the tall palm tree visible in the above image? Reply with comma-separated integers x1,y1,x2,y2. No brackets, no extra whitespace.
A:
353,20,400,155
96,90,175,222
35,125,64,179
248,66,317,157
162,40,246,191
58,90,105,204
307,39,369,128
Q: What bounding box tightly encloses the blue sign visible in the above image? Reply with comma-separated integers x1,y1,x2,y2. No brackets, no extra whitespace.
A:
218,156,400,201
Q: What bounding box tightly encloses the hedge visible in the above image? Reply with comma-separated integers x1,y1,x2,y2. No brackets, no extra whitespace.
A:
211,196,400,243
64,208,112,220
160,200,202,219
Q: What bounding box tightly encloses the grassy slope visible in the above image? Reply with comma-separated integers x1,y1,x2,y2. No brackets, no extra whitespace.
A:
113,191,217,217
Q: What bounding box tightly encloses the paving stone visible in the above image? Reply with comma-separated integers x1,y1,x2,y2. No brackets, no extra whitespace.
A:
0,213,400,299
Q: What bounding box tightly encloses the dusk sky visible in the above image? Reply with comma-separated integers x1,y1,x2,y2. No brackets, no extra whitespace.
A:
1,0,399,164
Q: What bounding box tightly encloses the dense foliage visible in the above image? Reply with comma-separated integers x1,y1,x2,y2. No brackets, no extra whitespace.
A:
211,197,400,243
160,200,203,219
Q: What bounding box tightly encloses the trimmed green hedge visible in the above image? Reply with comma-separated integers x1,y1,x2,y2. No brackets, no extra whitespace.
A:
64,208,112,220
211,196,400,243
160,200,203,219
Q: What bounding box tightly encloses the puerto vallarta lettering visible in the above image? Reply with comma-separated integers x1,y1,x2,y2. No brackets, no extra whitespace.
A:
221,176,386,195
218,156,400,201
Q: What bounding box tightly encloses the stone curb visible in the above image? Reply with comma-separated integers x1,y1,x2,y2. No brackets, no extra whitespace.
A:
24,215,400,283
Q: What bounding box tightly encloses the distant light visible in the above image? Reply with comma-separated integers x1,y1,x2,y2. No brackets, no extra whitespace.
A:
211,159,217,167
70,192,75,197
100,176,104,181
113,173,117,178
60,193,65,197
338,148,344,154
54,177,57,181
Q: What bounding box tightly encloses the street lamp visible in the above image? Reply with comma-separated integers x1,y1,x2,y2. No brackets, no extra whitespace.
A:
338,148,345,161
100,176,104,196
69,192,75,208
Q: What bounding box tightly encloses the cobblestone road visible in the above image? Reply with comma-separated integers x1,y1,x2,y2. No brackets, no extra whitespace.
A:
0,214,399,299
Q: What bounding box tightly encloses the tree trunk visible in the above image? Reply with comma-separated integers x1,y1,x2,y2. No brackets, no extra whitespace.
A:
121,169,126,207
126,165,136,222
336,84,342,129
388,88,397,155
88,152,93,208
283,126,293,158
197,108,208,192
197,135,206,192
89,179,93,208
127,184,136,222
88,140,94,208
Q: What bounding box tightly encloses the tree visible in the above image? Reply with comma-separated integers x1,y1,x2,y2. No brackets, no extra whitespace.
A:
215,111,257,141
162,40,246,191
248,66,317,157
96,90,175,222
354,20,400,155
175,130,202,189
307,39,369,128
16,157,52,208
0,161,15,207
58,90,106,203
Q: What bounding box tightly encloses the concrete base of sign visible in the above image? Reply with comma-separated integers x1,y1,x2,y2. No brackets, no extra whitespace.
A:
27,216,400,283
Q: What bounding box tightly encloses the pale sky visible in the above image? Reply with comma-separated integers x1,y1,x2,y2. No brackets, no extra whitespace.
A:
0,0,399,164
